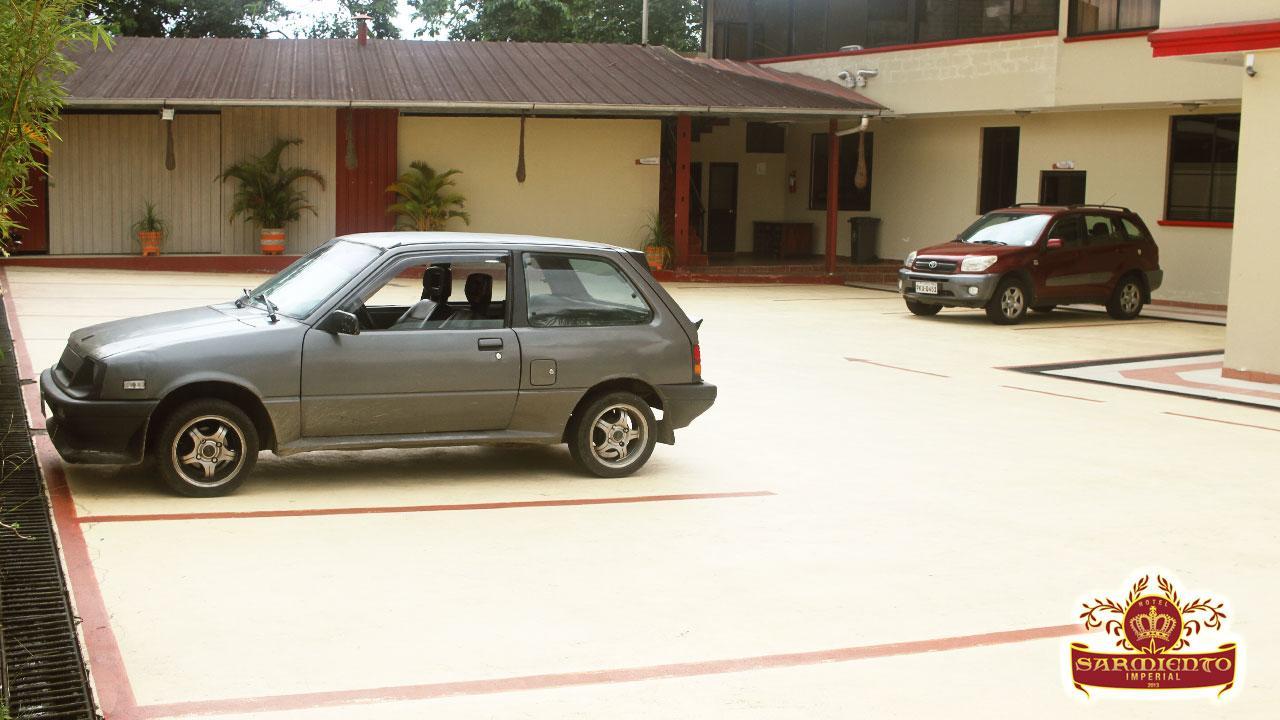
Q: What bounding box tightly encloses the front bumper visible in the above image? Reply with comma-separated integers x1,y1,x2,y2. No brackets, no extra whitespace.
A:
898,269,1001,307
39,368,155,464
658,382,717,430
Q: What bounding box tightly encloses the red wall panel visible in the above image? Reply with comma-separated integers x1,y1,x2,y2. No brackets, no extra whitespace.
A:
335,109,399,236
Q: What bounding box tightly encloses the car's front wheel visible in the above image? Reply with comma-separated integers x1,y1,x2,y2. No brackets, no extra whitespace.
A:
905,299,942,316
986,276,1030,325
568,392,656,478
1107,275,1145,320
154,399,258,497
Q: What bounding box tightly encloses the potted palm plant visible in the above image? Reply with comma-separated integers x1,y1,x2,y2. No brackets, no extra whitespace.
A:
131,201,166,256
218,138,325,254
386,161,470,231
642,212,673,270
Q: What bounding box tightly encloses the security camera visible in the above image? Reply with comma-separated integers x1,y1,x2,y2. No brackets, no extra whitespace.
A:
836,70,852,84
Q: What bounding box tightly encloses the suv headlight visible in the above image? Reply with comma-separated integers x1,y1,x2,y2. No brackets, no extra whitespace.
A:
904,251,917,267
960,255,998,273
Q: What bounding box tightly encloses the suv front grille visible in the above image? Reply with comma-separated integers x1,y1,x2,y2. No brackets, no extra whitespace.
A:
912,258,958,273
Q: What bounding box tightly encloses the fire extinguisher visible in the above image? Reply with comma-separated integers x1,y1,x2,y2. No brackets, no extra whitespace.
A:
787,171,797,193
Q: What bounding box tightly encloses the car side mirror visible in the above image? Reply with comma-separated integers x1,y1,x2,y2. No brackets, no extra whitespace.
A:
1046,238,1063,250
320,309,360,335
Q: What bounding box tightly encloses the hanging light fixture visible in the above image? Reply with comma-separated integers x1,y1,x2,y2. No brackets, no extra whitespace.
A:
161,107,175,171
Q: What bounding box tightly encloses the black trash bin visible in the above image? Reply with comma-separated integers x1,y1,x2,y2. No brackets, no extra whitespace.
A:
848,217,880,264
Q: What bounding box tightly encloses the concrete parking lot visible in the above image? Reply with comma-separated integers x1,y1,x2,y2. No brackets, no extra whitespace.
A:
8,265,1278,719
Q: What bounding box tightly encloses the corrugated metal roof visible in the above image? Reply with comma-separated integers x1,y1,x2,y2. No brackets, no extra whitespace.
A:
63,38,882,116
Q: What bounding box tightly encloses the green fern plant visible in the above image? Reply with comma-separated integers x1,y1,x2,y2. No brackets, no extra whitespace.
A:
217,138,325,229
386,161,471,231
130,201,166,235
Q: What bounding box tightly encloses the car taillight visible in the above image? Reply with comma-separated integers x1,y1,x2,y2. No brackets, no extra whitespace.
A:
692,344,702,380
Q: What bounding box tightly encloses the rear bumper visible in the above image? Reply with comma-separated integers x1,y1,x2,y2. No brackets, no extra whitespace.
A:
898,269,1001,307
39,368,154,464
1146,269,1164,293
658,382,717,429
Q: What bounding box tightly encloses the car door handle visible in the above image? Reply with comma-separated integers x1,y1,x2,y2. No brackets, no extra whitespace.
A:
478,338,503,351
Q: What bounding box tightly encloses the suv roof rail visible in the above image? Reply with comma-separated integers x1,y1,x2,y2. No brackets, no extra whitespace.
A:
1069,203,1133,213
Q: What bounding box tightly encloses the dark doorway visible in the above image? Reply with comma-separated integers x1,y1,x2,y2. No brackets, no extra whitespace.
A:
1039,170,1086,205
979,127,1019,213
707,162,738,253
8,152,49,254
690,162,705,250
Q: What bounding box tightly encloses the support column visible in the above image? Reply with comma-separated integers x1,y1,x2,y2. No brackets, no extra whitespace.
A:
674,114,692,269
825,118,840,275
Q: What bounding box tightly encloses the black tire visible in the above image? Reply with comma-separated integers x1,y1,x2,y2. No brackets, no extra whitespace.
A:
153,399,259,497
985,276,1030,325
905,299,942,316
1032,305,1057,314
1106,274,1145,320
568,391,657,478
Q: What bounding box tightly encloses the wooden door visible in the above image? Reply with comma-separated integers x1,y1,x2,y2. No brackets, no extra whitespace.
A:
707,162,738,254
9,153,49,254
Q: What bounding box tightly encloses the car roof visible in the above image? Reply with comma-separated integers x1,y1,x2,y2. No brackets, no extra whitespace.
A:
995,204,1133,215
335,231,622,252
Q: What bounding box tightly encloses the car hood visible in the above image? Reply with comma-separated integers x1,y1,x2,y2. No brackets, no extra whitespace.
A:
70,305,268,359
913,242,1033,259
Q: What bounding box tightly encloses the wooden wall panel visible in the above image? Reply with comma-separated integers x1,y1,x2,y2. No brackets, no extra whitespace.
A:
48,113,221,255
219,108,336,254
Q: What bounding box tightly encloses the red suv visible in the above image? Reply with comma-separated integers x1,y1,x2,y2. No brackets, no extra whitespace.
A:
897,205,1163,325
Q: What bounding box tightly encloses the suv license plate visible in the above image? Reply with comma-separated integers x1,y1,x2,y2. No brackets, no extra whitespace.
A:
914,281,939,295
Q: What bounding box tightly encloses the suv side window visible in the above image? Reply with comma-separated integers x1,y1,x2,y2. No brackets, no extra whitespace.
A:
524,253,653,327
1047,215,1084,249
1082,214,1121,247
1118,217,1149,243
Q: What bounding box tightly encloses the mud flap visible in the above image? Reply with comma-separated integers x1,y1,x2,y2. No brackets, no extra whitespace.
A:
655,419,675,445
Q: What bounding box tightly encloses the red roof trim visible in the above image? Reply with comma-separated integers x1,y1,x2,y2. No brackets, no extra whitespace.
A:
751,30,1058,65
1149,19,1280,58
1063,29,1153,44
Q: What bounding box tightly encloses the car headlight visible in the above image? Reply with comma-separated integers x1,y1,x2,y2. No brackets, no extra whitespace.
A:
960,255,998,273
904,251,917,267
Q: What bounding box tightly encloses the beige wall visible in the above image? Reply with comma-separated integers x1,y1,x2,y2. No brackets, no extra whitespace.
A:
397,116,660,248
1055,36,1242,108
1160,0,1279,29
1224,49,1280,377
689,120,790,253
219,108,336,254
48,113,222,255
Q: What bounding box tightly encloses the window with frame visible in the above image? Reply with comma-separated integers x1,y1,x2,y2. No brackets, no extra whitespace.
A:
1069,0,1160,36
745,122,786,153
810,132,874,212
348,255,509,331
524,254,653,328
1166,114,1238,223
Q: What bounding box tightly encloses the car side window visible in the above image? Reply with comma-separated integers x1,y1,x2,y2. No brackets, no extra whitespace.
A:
1083,214,1120,247
1119,217,1148,243
524,253,653,328
1047,216,1084,249
346,255,508,332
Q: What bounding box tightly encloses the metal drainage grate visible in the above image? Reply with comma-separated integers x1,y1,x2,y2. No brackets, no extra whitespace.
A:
0,298,97,719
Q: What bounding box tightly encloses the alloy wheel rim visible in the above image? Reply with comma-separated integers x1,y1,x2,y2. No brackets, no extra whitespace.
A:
1121,283,1141,313
589,404,648,468
1001,286,1025,318
171,415,246,487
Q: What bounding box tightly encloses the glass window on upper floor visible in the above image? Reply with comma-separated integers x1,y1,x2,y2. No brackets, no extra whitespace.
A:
712,0,1061,61
1068,0,1160,37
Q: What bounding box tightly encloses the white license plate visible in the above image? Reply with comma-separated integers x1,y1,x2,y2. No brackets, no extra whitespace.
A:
914,281,939,295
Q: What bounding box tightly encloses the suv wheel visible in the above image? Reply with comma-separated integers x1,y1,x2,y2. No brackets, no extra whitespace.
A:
154,399,259,497
986,277,1030,325
568,391,656,478
905,299,942,317
1107,275,1145,320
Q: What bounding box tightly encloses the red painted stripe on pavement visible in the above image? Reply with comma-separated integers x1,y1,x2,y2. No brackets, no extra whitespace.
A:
130,623,1085,718
845,357,949,378
1001,385,1105,403
77,491,777,524
1163,411,1280,433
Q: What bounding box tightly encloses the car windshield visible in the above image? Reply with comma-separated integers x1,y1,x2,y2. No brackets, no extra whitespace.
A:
244,240,383,319
958,212,1053,247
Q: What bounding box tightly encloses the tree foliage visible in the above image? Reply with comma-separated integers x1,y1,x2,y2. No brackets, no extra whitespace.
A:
409,0,701,50
0,0,110,248
82,0,288,38
305,0,401,39
386,161,470,231
218,138,326,229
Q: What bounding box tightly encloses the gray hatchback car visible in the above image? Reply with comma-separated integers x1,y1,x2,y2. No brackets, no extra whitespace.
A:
40,233,716,496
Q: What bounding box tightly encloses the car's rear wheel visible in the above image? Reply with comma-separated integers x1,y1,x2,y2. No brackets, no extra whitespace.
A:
986,277,1030,325
568,392,656,478
154,399,258,497
905,299,942,316
1107,275,1145,320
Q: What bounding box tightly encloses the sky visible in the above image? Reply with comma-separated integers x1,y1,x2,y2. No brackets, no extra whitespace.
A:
273,1,424,38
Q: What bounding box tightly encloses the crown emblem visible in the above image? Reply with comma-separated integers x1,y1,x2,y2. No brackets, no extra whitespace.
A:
1129,606,1176,642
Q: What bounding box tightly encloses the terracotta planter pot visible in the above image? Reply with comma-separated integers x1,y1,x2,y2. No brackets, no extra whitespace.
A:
644,245,671,271
260,228,286,255
137,231,162,256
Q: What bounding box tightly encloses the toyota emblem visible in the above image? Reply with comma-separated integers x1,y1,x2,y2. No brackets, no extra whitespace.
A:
927,260,938,269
